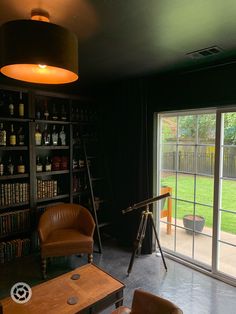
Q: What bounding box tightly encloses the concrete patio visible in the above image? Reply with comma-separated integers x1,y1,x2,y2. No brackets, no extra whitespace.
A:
159,219,236,278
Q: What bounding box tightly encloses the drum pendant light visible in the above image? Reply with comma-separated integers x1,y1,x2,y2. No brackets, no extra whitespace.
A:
0,10,78,84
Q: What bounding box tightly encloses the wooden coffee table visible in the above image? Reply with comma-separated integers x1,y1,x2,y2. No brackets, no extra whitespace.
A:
0,263,125,314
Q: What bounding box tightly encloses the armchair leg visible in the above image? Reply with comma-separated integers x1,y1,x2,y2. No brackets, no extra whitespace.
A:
41,258,47,279
88,253,93,263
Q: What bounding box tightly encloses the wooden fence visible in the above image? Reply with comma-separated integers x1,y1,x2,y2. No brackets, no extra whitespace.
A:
162,152,236,177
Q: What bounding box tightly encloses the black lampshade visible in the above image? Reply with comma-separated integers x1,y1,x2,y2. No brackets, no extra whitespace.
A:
0,19,79,84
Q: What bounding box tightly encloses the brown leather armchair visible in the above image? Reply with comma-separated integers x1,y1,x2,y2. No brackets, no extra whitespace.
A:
111,289,183,314
38,203,95,279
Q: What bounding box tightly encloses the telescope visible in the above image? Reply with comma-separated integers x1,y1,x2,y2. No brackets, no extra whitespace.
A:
122,192,171,275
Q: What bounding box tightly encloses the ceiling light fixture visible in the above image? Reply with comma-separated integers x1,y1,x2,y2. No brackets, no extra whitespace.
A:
0,9,78,84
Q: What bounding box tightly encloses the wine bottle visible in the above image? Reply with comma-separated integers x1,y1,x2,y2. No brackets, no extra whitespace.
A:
52,103,58,120
52,125,58,145
9,96,14,117
19,92,24,118
61,104,67,121
17,126,25,146
0,123,6,146
7,156,14,175
17,155,25,174
42,124,51,145
45,156,52,172
36,102,41,120
59,125,66,145
9,124,16,146
44,99,49,120
35,124,42,146
36,156,43,172
0,157,4,176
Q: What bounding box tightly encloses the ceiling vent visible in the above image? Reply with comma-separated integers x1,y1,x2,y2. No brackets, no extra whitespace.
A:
187,46,223,59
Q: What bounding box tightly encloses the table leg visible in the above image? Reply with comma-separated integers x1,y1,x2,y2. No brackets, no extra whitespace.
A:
115,291,124,308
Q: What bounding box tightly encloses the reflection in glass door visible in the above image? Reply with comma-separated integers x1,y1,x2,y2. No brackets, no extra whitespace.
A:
155,108,236,282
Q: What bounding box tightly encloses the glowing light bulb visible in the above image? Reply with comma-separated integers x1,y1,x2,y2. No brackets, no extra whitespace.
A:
38,64,47,69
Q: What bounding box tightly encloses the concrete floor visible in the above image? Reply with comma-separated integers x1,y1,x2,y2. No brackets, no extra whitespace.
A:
0,238,236,314
160,219,236,278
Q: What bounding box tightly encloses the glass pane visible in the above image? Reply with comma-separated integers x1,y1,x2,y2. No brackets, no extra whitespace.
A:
195,204,213,236
176,200,194,228
221,179,236,212
196,175,214,206
222,147,236,178
159,222,175,251
223,112,236,145
160,171,176,198
176,173,194,202
219,211,236,245
160,196,174,236
178,115,197,144
194,234,212,266
196,146,215,176
178,145,195,173
198,113,216,144
161,116,177,143
176,226,193,258
218,242,236,278
161,144,176,171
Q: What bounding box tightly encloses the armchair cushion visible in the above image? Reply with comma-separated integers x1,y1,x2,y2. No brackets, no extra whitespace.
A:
41,228,94,257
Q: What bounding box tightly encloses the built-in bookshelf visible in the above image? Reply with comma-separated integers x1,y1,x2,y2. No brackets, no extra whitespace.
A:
0,84,111,262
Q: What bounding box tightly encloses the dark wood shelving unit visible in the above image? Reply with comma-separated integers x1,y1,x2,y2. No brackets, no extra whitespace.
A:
0,84,110,264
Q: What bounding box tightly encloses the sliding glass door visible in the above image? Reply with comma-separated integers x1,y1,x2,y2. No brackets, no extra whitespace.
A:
155,108,236,283
215,110,236,279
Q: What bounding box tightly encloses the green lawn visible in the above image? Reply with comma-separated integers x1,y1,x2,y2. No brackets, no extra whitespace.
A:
161,175,236,234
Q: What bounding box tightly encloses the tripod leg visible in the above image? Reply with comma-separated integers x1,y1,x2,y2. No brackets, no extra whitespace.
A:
127,212,148,275
150,215,167,271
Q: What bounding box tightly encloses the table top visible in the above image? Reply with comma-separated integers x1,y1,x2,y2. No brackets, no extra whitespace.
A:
0,263,125,314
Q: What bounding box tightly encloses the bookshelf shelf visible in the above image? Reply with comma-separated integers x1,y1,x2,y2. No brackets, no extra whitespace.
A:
0,174,29,180
36,170,69,177
0,202,29,210
37,194,70,203
35,119,70,125
35,146,69,150
0,146,28,151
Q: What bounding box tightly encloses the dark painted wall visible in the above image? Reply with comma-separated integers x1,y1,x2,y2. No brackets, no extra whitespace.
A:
98,62,236,247
149,62,236,112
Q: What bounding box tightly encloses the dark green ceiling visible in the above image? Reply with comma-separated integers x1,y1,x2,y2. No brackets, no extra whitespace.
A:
1,0,236,85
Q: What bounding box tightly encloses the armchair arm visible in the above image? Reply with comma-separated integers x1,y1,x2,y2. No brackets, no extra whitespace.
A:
77,207,95,236
38,212,53,243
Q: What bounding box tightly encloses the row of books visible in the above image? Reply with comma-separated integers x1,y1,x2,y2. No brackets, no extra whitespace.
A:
0,208,30,237
0,182,29,206
37,179,58,199
0,238,31,263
